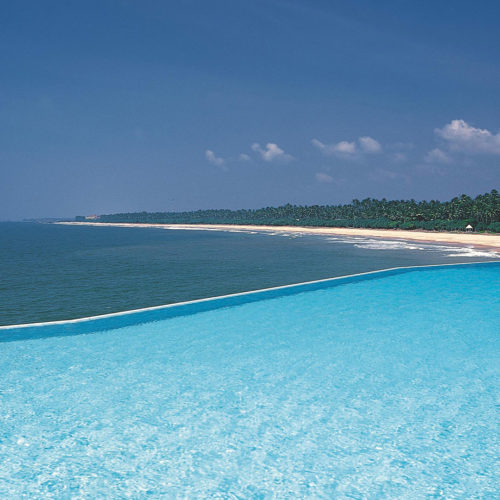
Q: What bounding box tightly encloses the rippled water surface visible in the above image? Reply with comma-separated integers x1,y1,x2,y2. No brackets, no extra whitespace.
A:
1,222,498,325
0,264,498,498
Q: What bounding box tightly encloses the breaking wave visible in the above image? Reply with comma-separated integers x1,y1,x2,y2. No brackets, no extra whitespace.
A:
325,236,499,258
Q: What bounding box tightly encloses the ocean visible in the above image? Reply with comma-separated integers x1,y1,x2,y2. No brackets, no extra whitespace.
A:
0,222,497,326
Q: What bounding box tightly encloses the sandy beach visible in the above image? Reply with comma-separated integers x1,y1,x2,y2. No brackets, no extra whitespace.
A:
57,222,500,250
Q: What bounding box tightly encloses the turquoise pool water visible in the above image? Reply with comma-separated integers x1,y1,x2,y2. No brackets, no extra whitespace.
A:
0,263,498,498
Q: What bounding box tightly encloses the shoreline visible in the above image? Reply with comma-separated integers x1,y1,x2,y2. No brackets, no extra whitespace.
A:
56,221,500,250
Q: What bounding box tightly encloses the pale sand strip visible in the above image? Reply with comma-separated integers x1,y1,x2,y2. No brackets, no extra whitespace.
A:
56,221,500,250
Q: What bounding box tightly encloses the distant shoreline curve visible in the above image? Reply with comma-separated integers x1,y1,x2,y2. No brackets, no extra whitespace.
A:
55,221,500,250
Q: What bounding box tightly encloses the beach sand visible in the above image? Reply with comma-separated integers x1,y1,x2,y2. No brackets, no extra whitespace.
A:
57,222,500,250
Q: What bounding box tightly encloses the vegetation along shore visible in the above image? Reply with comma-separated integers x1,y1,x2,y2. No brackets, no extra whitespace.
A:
75,191,499,233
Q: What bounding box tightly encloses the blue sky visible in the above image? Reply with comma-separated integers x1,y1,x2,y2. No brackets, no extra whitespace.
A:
1,0,499,219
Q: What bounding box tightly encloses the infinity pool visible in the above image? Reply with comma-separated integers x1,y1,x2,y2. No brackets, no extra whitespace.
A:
0,263,498,498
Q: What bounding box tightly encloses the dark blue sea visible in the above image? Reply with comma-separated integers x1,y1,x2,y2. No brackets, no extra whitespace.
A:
0,222,497,326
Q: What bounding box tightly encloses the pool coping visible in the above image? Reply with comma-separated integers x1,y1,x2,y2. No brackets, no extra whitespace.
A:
1,261,498,341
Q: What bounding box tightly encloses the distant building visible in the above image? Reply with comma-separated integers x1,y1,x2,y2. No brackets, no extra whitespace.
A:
84,215,99,220
466,224,473,232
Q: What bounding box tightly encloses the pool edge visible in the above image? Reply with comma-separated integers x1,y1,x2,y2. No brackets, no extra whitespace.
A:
1,261,498,341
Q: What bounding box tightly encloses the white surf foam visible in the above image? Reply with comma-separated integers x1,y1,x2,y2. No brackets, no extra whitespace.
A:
325,236,499,258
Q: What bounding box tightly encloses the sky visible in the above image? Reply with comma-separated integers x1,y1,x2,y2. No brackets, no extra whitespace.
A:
1,0,499,220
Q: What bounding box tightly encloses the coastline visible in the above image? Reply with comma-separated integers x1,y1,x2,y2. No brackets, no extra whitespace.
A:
56,221,500,250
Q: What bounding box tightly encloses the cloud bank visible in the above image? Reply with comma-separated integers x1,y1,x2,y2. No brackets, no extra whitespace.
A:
206,120,500,174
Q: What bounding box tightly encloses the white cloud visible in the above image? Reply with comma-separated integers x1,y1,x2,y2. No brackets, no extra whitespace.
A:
315,172,334,183
335,141,357,154
359,136,382,153
312,136,381,159
251,142,294,162
311,138,356,157
311,139,331,154
435,119,500,155
238,153,251,161
424,148,451,164
205,149,225,167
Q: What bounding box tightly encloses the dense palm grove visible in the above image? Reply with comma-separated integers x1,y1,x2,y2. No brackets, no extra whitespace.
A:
81,190,500,232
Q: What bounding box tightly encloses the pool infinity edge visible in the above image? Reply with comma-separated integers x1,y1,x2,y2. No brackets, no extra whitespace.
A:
1,261,498,342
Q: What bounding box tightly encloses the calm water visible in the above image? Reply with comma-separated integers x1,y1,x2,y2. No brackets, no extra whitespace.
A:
0,222,498,326
0,264,498,497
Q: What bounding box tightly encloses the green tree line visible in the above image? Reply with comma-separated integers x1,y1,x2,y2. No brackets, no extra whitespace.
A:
77,190,500,232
